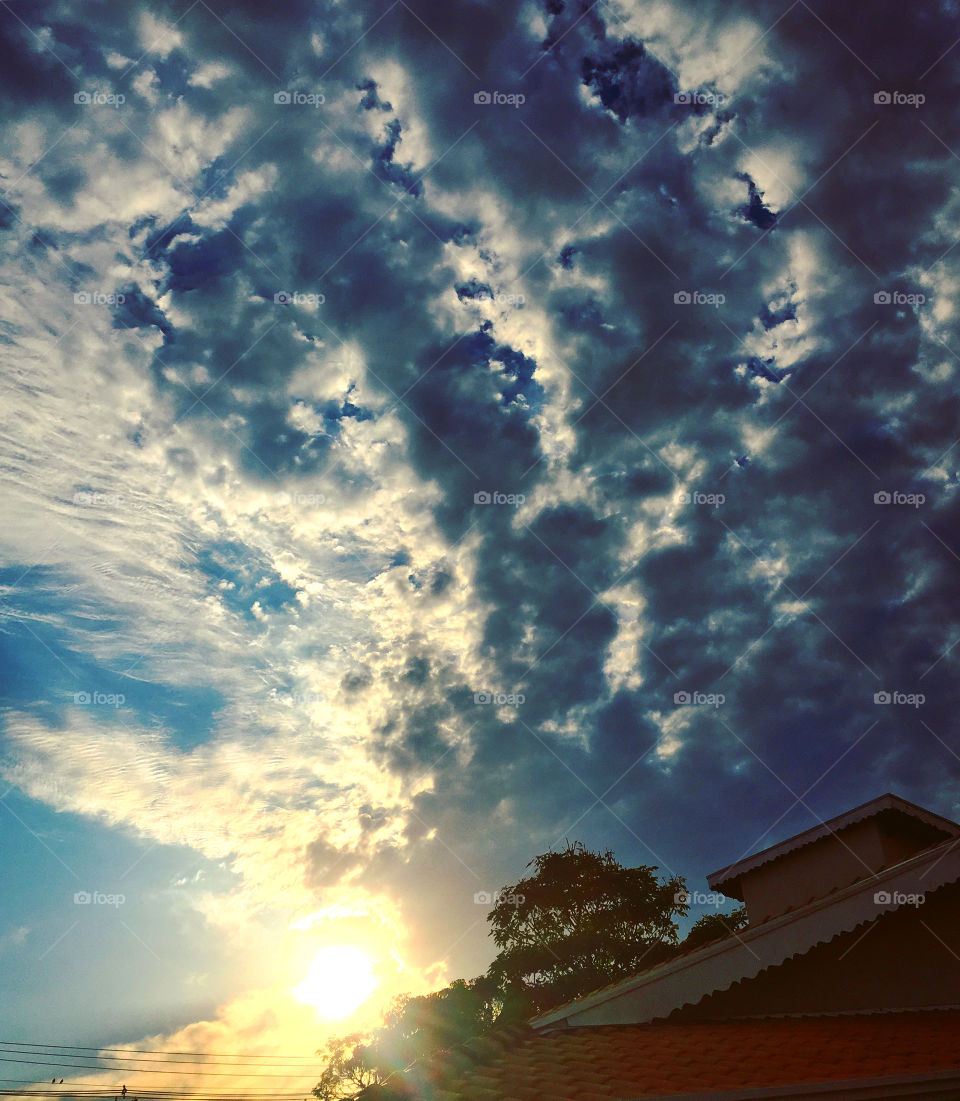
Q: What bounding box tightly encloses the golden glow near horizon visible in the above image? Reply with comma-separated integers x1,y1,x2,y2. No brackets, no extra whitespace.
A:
293,945,379,1019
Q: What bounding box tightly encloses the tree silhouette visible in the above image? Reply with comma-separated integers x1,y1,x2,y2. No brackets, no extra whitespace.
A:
486,841,686,1014
313,1035,385,1100
314,841,687,1096
682,906,748,951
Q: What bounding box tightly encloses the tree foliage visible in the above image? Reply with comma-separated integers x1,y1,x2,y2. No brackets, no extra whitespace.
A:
312,978,501,1099
314,842,686,1096
682,906,749,951
486,841,686,1013
313,1035,385,1101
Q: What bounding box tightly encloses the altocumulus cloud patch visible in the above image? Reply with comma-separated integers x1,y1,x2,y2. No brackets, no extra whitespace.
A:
0,0,959,1046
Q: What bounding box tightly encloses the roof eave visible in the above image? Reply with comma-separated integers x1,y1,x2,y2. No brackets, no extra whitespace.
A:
532,834,960,1030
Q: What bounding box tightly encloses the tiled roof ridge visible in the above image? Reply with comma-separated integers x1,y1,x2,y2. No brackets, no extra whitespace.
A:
391,1005,960,1100
680,1003,960,1023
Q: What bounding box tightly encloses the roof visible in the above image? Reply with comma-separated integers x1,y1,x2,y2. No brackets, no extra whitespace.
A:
707,793,960,897
369,1008,960,1100
532,832,960,1028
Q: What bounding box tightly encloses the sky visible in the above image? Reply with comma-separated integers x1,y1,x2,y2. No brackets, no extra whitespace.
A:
1,0,960,1089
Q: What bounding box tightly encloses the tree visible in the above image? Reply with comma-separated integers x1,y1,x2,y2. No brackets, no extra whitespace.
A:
313,1035,386,1100
313,978,501,1099
682,906,748,951
486,841,687,1013
314,842,688,1095
375,977,501,1067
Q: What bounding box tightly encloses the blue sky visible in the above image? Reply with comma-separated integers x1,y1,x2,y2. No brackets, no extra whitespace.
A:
1,0,960,1083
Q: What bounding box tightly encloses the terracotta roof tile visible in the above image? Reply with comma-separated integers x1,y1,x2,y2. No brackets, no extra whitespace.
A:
374,1008,960,1100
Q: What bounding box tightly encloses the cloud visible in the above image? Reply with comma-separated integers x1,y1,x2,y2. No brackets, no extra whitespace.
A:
2,0,960,1064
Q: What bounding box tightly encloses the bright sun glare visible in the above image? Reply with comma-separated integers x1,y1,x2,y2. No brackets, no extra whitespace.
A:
293,945,378,1019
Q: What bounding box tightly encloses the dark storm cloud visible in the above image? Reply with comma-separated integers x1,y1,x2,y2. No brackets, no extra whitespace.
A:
335,0,960,915
7,0,960,979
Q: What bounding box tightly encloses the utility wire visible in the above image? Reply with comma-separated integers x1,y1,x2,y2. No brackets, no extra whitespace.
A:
0,1054,323,1070
0,1049,321,1064
0,1060,317,1079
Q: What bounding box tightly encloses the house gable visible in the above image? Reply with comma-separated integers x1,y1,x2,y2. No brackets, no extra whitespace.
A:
707,794,960,926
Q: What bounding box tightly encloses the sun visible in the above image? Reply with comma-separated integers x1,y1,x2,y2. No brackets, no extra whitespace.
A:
293,945,378,1019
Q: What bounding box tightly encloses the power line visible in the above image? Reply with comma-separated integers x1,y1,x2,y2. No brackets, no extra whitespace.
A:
0,1053,323,1070
0,1086,317,1096
0,1060,318,1079
0,1049,321,1065
0,1084,312,1094
0,1093,315,1100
